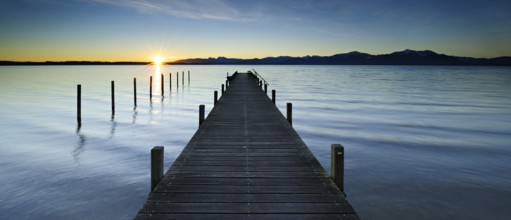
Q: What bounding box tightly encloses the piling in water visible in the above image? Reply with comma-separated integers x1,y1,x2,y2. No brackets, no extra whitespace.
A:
331,144,344,192
214,91,218,105
111,81,115,115
264,84,268,94
151,146,164,191
272,90,276,104
221,84,225,94
287,103,292,125
150,76,153,99
161,74,164,96
199,105,205,126
134,78,137,107
188,71,190,84
77,84,81,125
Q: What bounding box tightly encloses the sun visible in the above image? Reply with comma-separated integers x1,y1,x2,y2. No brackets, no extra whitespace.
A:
152,56,164,65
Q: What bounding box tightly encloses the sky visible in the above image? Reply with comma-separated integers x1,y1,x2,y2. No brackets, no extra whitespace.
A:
1,0,510,62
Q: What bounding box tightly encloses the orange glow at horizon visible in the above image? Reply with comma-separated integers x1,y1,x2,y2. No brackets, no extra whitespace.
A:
152,56,164,65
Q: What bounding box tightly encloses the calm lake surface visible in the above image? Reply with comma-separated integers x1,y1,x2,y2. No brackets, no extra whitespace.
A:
1,65,510,219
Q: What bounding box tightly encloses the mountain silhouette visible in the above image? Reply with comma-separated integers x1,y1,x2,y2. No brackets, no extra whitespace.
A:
171,49,511,66
1,50,510,65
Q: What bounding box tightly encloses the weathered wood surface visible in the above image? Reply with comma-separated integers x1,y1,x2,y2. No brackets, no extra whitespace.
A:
135,73,359,219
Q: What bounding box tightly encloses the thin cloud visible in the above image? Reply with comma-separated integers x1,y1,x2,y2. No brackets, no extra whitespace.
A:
89,0,255,22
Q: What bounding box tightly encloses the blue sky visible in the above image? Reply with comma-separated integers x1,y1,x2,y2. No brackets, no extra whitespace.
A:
1,0,510,61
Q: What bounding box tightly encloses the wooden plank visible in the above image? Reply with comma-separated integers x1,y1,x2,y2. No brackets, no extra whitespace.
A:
154,185,341,194
147,193,346,203
136,213,360,220
159,177,331,186
139,202,356,214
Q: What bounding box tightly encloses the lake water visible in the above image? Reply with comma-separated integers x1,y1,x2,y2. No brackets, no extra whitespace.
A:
1,65,510,220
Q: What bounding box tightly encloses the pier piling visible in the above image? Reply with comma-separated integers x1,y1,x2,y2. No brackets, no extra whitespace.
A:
111,81,115,114
133,78,137,107
199,105,205,126
287,102,292,125
151,146,164,191
150,76,153,99
161,74,164,96
77,84,81,124
331,144,345,192
214,91,218,105
272,89,276,104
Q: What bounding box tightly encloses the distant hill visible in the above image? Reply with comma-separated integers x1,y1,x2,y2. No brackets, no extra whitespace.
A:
2,50,510,65
171,49,511,66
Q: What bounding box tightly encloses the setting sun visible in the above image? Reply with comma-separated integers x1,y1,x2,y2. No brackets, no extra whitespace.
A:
152,56,164,65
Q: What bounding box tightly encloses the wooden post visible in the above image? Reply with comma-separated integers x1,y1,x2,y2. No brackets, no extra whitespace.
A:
177,72,179,87
161,74,164,96
150,76,153,99
151,146,164,191
182,71,184,85
111,81,115,114
287,102,292,125
169,73,172,91
214,91,218,105
272,90,276,104
77,84,81,124
331,144,344,192
199,105,205,126
221,84,225,94
133,78,137,107
264,84,268,94
188,71,190,84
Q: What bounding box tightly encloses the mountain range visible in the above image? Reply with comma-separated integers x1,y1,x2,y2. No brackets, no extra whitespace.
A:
171,49,511,66
1,49,510,65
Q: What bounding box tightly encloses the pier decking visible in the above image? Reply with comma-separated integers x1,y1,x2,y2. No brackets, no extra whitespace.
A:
135,72,359,219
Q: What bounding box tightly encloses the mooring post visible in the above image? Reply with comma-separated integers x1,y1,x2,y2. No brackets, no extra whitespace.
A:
214,91,218,105
161,74,164,96
272,90,276,104
151,146,164,191
287,102,292,125
199,105,205,126
111,81,115,115
221,84,225,94
169,73,172,91
264,84,268,94
188,71,190,84
133,78,137,107
177,72,179,87
149,76,153,99
331,144,344,192
182,71,184,85
77,84,81,124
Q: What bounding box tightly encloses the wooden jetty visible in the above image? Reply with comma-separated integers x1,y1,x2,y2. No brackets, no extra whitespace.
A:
135,72,359,219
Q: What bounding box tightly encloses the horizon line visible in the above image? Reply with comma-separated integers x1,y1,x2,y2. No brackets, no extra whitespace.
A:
2,49,511,63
